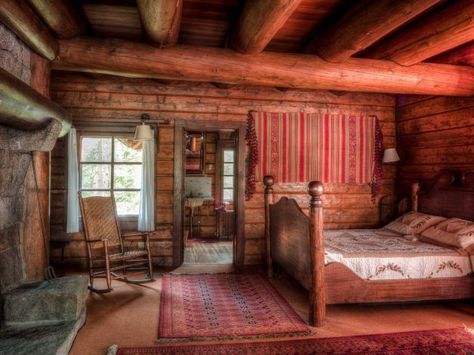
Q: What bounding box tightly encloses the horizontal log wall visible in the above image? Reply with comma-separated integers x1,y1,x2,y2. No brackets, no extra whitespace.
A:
396,95,474,194
50,72,397,266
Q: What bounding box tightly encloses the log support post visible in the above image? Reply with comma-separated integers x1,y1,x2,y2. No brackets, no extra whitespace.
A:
308,180,325,327
411,182,420,212
263,175,274,278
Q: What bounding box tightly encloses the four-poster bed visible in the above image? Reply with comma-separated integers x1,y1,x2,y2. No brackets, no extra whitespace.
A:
264,171,474,326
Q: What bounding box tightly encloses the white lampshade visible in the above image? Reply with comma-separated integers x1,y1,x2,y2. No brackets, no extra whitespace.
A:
134,122,153,140
383,148,400,163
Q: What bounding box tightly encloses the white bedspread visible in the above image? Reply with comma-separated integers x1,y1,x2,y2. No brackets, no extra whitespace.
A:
324,229,473,280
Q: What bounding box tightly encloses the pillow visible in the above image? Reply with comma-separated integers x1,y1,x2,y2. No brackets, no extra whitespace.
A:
383,211,446,235
420,218,474,252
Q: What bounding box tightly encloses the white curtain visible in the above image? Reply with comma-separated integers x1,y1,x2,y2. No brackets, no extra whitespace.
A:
138,136,155,231
66,127,80,233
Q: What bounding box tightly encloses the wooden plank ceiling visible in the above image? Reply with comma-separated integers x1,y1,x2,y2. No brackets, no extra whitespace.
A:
72,0,473,64
0,0,472,95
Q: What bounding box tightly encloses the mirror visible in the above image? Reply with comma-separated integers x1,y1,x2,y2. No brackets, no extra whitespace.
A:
185,131,205,174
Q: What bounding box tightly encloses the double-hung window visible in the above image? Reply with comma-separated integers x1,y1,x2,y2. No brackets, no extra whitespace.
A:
79,136,143,216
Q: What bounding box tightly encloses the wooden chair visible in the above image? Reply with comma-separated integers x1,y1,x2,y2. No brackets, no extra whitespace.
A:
78,193,154,293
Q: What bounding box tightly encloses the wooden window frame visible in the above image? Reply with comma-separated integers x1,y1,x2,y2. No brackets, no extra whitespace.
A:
77,132,142,218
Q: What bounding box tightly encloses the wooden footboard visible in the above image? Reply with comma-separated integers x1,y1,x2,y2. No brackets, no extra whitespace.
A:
264,176,325,326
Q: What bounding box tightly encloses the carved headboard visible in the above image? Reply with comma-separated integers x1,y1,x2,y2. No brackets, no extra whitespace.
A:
415,170,474,221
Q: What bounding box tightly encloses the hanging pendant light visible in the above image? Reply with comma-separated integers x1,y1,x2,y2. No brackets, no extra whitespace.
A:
134,113,153,140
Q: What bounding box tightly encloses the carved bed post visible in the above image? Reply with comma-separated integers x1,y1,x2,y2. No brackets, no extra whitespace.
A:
308,180,325,327
263,175,275,278
411,182,420,212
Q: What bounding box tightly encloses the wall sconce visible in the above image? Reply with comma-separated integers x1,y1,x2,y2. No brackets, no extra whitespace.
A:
134,113,154,141
383,148,400,163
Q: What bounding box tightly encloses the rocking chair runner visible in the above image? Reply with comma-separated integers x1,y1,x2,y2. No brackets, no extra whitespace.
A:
78,193,154,292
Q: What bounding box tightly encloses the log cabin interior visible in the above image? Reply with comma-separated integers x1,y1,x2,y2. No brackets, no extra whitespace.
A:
0,0,473,354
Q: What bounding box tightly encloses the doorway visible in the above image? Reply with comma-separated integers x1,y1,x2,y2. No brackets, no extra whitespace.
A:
173,121,246,268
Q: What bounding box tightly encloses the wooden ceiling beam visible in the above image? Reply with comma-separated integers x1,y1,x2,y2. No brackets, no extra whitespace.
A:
428,42,474,67
364,0,474,66
306,0,440,63
25,0,84,39
229,0,303,54
137,0,183,47
52,37,474,96
0,67,71,136
0,0,58,60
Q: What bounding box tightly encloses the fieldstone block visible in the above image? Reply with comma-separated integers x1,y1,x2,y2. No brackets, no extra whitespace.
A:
3,276,88,326
0,245,24,292
0,308,86,355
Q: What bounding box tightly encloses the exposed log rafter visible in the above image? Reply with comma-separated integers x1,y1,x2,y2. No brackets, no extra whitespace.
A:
365,0,474,66
137,0,183,48
0,67,71,136
25,0,84,39
53,37,474,96
306,0,440,63
0,0,58,60
229,0,303,54
428,41,474,67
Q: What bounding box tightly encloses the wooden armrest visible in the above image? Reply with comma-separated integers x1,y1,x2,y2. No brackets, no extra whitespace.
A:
86,238,103,243
122,232,152,243
122,232,148,238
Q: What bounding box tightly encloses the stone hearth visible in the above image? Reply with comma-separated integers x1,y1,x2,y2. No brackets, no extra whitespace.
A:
0,276,88,355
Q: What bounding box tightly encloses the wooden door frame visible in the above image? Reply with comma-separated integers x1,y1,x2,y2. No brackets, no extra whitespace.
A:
173,120,246,268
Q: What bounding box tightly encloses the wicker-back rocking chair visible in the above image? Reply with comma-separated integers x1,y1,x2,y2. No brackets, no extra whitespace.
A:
79,193,154,292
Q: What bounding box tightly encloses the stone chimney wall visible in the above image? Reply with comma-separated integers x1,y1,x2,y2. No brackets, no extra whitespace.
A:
0,23,61,293
0,121,61,292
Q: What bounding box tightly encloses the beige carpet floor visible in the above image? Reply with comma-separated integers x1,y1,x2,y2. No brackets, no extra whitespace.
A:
66,266,474,355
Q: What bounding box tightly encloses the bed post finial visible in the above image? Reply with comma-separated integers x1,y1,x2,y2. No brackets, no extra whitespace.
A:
411,182,420,212
308,180,326,327
264,176,274,278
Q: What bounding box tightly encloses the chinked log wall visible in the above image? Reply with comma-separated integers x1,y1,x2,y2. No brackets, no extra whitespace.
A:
396,95,474,194
50,72,397,266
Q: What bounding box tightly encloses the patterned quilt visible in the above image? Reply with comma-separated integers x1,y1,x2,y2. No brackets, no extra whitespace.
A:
324,229,473,280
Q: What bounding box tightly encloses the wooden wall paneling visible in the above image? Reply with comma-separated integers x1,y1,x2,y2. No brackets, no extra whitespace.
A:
50,73,397,266
396,95,474,195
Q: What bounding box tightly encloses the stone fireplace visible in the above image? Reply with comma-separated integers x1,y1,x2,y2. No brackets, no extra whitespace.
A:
0,120,60,293
0,121,88,354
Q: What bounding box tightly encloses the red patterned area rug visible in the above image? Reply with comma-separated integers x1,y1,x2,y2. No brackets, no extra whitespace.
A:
119,328,474,354
158,274,310,340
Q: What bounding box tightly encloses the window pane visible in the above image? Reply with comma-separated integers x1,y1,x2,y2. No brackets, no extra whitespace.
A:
223,176,233,188
114,138,143,162
223,189,233,202
223,163,234,175
81,137,112,162
114,191,140,215
223,150,234,163
80,191,111,198
81,164,111,189
114,164,142,189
